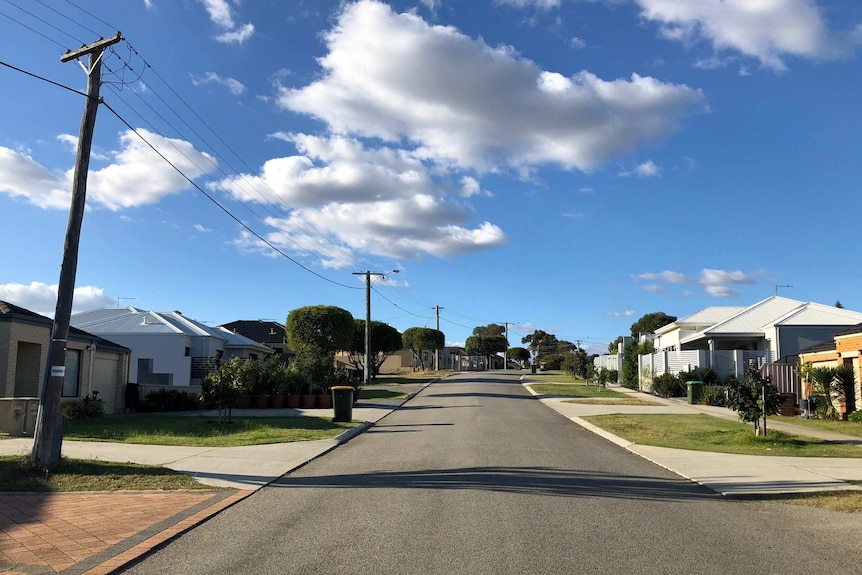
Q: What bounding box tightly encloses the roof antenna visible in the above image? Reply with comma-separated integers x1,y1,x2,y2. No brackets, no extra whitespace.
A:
775,284,793,296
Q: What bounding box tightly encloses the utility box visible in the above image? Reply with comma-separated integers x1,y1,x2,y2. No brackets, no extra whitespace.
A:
0,398,40,437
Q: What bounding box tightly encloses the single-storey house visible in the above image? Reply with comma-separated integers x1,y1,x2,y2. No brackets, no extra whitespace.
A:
0,300,130,415
798,324,862,416
71,308,271,396
638,296,862,389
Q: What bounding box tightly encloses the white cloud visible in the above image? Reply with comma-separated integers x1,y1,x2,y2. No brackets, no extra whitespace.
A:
571,36,586,49
144,1,154,9
608,310,636,317
0,282,114,317
621,159,660,177
190,72,246,95
216,23,255,45
194,224,213,233
634,267,761,297
495,0,563,8
634,0,862,71
197,0,255,44
635,270,688,284
459,176,492,198
278,0,704,174
257,197,508,265
578,187,594,193
0,130,217,211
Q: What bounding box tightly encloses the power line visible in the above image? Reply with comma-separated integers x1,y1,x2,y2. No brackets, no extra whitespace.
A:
62,0,117,32
33,0,101,37
0,58,90,98
1,0,84,46
101,101,362,290
0,5,69,49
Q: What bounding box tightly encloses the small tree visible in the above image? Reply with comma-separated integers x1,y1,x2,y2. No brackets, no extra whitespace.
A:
347,320,402,379
465,334,508,369
620,339,639,389
725,366,781,435
201,357,245,423
402,327,445,371
507,347,530,368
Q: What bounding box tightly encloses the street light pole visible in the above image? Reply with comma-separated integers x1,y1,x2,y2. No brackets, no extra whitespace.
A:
352,270,398,384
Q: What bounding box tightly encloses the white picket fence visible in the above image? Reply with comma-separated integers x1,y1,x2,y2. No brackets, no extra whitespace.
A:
638,349,775,392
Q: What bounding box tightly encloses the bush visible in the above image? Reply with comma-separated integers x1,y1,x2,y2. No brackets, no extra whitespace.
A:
142,389,201,412
848,410,862,423
698,367,720,386
539,354,565,370
699,385,726,407
606,369,618,384
652,373,686,398
59,396,104,419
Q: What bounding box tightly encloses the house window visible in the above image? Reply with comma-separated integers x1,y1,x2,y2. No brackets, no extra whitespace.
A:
185,347,191,357
249,353,258,360
62,349,81,397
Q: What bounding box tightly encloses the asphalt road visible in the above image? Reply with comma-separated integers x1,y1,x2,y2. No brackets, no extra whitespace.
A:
123,372,862,575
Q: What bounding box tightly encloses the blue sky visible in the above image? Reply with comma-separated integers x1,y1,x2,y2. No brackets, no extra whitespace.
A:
2,0,862,353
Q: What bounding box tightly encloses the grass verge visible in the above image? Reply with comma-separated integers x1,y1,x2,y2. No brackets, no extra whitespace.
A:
64,416,356,447
770,416,862,438
0,455,210,492
583,414,862,458
565,398,663,406
735,487,862,513
527,383,628,399
358,388,409,400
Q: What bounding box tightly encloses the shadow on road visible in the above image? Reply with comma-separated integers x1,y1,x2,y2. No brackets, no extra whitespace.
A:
427,392,533,400
271,466,717,502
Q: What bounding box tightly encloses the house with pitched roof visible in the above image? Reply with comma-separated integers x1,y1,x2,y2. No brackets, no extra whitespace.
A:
640,296,862,389
71,308,271,396
0,301,130,415
797,324,862,415
220,319,291,356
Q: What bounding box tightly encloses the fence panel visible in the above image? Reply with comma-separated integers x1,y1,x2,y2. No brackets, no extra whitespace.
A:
761,363,800,397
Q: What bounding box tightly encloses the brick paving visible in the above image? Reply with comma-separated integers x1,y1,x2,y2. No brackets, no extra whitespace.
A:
0,490,251,574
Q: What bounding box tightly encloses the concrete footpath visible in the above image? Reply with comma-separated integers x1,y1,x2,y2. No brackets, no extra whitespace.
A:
524,380,862,497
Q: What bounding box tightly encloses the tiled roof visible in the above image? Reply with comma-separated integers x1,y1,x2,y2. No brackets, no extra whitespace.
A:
220,320,286,345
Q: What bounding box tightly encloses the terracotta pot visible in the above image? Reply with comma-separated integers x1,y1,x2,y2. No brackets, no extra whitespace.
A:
317,394,333,409
253,395,269,409
301,394,318,409
286,395,301,409
238,396,251,409
270,394,286,409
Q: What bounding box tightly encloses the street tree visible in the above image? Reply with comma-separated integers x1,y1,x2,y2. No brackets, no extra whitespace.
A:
347,320,402,379
465,334,508,369
629,312,676,338
472,323,506,338
726,366,781,435
608,336,624,354
506,347,530,368
286,305,355,354
286,305,354,391
402,327,445,371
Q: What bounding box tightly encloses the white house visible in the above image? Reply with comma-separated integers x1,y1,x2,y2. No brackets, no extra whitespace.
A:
71,308,271,395
641,296,862,387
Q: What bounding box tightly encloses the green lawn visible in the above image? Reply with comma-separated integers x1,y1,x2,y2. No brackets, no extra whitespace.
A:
564,398,663,406
358,388,409,400
584,414,862,458
64,415,355,447
527,382,628,399
770,416,862,438
0,455,211,492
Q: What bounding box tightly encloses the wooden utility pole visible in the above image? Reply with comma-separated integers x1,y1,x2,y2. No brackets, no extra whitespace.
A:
352,270,398,384
31,33,122,469
433,306,444,371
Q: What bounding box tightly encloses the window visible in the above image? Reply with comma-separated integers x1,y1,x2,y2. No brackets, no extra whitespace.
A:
185,347,191,357
62,349,81,397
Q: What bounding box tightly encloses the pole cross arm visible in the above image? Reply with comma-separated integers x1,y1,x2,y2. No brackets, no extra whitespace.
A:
60,32,123,62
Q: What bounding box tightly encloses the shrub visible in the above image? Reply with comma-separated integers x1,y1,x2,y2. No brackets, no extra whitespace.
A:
699,385,726,407
606,369,618,383
848,410,862,423
142,389,200,412
540,354,566,370
698,367,720,386
652,372,686,398
726,366,780,434
59,396,104,419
